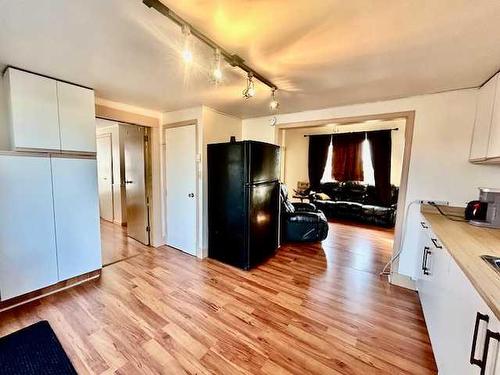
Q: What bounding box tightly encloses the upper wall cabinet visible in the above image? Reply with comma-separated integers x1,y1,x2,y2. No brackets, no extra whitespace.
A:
470,72,500,163
4,68,96,153
57,81,96,152
5,68,61,150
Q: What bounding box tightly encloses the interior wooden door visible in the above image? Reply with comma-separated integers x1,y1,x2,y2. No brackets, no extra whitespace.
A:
165,124,197,256
96,134,114,222
124,125,150,245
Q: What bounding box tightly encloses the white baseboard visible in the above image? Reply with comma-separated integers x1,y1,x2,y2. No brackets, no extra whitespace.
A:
389,272,416,290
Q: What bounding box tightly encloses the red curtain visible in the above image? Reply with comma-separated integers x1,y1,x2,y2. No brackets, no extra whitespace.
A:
331,133,365,182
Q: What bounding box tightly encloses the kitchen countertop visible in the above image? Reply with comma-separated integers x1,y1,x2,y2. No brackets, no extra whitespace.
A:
421,209,500,320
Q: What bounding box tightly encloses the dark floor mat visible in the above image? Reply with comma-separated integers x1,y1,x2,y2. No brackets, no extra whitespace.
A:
0,320,77,374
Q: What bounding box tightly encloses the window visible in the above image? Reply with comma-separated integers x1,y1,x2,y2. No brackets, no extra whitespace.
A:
321,138,375,185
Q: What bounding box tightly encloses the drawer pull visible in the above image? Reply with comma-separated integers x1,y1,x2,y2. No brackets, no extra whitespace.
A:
422,247,431,275
431,238,442,249
480,329,500,375
420,221,429,229
470,312,489,368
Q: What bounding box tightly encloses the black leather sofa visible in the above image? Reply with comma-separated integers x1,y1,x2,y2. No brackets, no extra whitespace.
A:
280,184,329,242
310,182,398,227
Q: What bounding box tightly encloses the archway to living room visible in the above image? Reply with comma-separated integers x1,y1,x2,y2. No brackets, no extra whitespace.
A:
276,111,414,280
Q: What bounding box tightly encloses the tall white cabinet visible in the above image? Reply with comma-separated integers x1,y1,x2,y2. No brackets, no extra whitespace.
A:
52,157,102,281
0,155,59,300
0,67,102,302
4,67,96,153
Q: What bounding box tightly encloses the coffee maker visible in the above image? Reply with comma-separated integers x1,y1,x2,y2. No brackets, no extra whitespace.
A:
468,188,500,229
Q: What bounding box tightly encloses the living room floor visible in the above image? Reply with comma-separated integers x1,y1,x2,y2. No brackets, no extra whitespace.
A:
0,222,437,374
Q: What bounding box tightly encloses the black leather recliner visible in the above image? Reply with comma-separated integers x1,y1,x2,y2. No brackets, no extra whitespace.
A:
280,184,329,243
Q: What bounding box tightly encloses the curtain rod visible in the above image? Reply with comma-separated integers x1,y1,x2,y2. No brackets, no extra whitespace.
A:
303,128,399,137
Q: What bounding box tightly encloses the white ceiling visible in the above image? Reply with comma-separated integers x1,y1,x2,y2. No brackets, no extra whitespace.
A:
1,0,499,118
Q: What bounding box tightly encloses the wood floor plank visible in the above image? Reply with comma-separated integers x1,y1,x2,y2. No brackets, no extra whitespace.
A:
0,220,437,374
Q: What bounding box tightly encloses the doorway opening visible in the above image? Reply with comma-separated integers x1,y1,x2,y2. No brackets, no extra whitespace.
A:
95,118,152,266
276,111,414,280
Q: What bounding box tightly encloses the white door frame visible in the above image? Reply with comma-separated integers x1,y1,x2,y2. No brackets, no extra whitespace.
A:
96,132,114,222
161,120,200,257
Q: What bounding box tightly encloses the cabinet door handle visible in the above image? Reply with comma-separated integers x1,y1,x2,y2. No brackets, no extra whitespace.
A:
420,221,429,229
480,329,500,375
431,238,442,249
421,246,430,272
423,249,432,275
470,312,490,368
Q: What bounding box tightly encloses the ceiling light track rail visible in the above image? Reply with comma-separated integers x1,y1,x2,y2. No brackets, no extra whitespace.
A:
142,0,278,90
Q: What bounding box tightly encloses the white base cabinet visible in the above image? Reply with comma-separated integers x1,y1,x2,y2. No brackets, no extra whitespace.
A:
0,154,102,301
417,216,500,374
0,155,59,299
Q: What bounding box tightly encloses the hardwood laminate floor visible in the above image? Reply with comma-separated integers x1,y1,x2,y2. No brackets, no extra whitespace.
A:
100,219,143,266
0,221,437,374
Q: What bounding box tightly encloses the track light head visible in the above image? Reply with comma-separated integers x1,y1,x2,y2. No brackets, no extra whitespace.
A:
181,24,193,64
212,48,222,84
242,73,255,99
270,88,279,111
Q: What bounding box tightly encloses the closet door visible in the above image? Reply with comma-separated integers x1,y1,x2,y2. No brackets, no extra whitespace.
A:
51,157,102,281
0,155,58,300
57,81,96,152
5,68,60,150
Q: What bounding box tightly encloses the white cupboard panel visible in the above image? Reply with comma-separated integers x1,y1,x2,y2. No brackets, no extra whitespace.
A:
51,157,102,281
57,81,96,152
5,68,60,150
470,74,497,161
488,74,500,159
0,155,58,300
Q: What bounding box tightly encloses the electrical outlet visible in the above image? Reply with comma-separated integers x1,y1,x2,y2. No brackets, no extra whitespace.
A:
419,200,449,206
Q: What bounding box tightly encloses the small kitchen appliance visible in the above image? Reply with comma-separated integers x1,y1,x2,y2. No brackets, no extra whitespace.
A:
468,188,500,229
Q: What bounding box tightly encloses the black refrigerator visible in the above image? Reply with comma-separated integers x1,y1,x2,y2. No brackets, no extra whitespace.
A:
208,140,280,270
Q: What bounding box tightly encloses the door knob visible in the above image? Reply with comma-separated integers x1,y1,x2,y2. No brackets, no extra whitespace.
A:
188,193,195,198
125,180,133,184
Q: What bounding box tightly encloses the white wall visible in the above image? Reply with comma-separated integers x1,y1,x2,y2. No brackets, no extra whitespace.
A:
161,106,242,258
201,107,242,255
243,88,500,279
281,119,405,192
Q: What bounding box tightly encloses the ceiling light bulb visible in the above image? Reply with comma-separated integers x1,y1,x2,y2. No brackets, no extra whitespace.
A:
270,88,279,111
212,48,222,84
242,73,256,99
247,86,255,97
182,49,193,63
181,24,192,64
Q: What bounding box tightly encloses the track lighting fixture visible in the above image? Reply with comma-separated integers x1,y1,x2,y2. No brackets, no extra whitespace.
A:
143,0,281,109
242,73,256,99
212,48,222,84
181,24,193,64
270,88,279,111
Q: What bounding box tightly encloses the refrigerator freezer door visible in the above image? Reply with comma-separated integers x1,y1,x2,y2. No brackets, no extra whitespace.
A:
208,142,248,268
247,142,280,184
248,181,280,267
